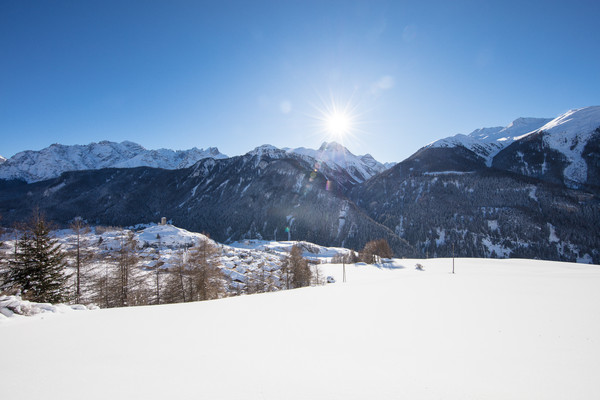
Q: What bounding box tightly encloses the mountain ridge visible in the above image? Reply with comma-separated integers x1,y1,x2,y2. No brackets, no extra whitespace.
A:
0,140,389,185
426,116,553,166
0,140,228,183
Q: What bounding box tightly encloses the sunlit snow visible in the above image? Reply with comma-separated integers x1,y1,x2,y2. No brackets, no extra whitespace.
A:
2,257,599,399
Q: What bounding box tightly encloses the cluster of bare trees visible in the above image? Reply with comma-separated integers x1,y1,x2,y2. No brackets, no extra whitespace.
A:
331,239,393,264
90,230,151,308
1,214,321,308
280,245,315,289
244,262,278,295
160,239,224,303
359,239,393,263
0,214,227,308
72,228,227,308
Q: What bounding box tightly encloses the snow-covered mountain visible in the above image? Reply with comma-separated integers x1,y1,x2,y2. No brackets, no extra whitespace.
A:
427,117,552,165
286,141,389,183
349,106,600,264
0,140,389,185
493,106,600,188
0,155,6,164
421,106,600,189
539,107,600,184
0,141,227,183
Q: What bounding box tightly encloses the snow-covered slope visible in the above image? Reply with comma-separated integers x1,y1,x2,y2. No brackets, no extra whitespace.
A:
0,295,96,319
287,141,389,182
534,106,600,185
0,141,227,183
0,155,6,164
428,117,551,165
2,258,599,399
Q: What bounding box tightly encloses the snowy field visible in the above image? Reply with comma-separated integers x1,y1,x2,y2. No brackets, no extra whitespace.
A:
2,258,599,399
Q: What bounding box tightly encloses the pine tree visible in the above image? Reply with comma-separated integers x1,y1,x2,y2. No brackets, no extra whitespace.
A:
6,215,70,303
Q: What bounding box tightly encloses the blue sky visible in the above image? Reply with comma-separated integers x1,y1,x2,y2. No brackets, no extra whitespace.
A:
1,0,599,162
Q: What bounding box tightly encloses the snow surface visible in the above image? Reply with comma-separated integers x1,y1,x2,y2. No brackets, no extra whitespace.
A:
0,141,227,183
136,224,209,248
2,258,599,399
0,295,97,319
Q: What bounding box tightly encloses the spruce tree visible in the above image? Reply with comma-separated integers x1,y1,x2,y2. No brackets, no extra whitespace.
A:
7,215,70,303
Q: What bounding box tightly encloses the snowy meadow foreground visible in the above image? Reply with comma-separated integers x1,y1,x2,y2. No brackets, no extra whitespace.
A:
2,258,599,399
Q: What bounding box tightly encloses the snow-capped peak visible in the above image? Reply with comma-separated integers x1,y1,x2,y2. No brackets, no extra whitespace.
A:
0,155,6,165
318,141,350,153
0,141,228,183
533,106,600,138
287,141,388,183
247,144,285,158
427,116,552,165
243,142,389,183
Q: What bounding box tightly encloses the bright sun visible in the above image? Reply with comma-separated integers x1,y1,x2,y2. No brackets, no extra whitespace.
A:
325,112,351,137
310,92,362,144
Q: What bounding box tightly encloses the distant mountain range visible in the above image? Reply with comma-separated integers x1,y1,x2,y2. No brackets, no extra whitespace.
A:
0,139,391,185
0,141,228,183
1,106,599,263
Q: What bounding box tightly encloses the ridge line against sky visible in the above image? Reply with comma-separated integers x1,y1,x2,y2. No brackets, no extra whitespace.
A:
1,0,599,162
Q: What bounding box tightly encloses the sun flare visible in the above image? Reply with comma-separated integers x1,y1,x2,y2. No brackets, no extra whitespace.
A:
311,93,362,145
325,111,352,137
